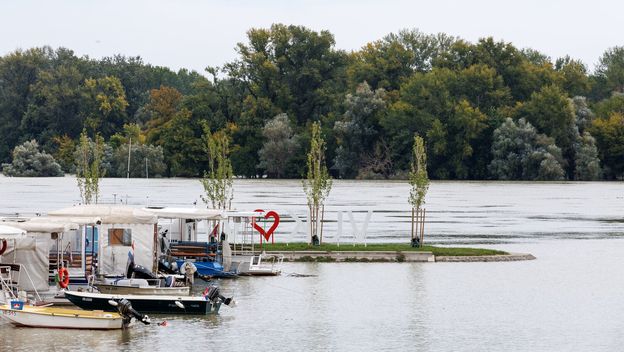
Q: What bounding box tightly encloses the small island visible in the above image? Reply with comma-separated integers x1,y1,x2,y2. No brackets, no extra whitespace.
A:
260,243,535,262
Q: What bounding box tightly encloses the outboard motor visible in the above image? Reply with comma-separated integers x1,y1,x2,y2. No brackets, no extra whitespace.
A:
203,285,235,306
115,299,151,328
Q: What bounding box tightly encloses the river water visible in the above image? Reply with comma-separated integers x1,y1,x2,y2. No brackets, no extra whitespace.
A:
1,177,623,351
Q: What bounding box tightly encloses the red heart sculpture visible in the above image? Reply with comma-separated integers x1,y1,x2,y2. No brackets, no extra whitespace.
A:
253,209,280,241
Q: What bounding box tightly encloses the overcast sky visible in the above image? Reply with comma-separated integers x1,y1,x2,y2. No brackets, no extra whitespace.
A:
1,0,621,74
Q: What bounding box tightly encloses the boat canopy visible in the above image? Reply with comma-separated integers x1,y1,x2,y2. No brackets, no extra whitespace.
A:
0,225,26,240
143,207,224,220
2,218,77,233
48,205,157,224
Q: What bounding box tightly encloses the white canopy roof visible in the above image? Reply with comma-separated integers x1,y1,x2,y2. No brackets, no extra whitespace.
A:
0,225,27,240
48,205,157,224
143,207,224,220
2,218,77,233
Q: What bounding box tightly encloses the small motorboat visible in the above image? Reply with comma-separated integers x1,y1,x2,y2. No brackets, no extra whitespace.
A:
64,285,234,315
93,255,191,296
0,299,150,330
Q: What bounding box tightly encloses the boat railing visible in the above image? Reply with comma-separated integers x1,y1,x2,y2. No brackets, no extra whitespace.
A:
0,264,43,303
250,253,284,272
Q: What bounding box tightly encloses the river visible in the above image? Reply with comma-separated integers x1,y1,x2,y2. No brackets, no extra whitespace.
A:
1,177,623,351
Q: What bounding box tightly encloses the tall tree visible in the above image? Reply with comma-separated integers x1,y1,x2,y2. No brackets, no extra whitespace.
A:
333,82,386,178
489,118,565,180
75,130,105,204
596,46,624,93
200,125,234,210
590,113,624,179
408,135,429,247
82,76,129,137
2,140,63,177
258,113,299,178
302,122,332,245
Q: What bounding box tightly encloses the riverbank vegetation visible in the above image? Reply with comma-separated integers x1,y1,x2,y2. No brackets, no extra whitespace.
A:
261,243,507,256
1,25,624,180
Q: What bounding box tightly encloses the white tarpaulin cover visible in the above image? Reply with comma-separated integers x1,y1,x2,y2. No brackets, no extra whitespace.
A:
98,223,155,275
143,207,224,220
48,205,157,224
1,220,74,233
0,234,51,291
0,225,26,240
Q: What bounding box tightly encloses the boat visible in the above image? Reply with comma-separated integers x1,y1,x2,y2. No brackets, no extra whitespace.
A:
0,302,146,330
143,207,239,278
0,261,150,330
64,285,233,315
94,259,191,296
95,278,190,296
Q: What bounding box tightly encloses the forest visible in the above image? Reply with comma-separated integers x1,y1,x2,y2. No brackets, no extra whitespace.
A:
1,24,623,180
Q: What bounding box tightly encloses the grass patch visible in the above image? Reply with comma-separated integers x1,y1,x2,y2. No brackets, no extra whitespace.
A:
261,242,507,256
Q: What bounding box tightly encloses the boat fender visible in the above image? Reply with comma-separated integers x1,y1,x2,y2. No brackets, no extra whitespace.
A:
174,301,185,309
58,267,70,289
0,240,7,255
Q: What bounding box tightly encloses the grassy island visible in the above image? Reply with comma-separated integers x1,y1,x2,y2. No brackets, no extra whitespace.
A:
260,243,507,257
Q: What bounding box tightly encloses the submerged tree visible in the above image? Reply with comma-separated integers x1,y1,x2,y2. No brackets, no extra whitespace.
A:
200,124,234,210
333,82,386,178
2,140,63,177
75,129,105,204
302,122,332,245
408,135,429,247
489,118,565,180
573,132,602,180
258,113,299,178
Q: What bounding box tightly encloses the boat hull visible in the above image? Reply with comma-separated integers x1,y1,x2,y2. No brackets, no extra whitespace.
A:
0,304,124,329
65,291,221,315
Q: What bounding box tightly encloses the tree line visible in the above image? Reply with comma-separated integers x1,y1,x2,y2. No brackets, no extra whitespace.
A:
1,24,624,180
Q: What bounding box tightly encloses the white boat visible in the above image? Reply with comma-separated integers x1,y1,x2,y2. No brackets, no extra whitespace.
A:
0,303,128,329
231,253,283,276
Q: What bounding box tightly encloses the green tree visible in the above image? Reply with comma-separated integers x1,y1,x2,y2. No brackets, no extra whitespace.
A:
590,113,624,179
555,56,591,97
593,93,624,119
596,46,624,93
573,132,602,180
200,125,234,210
333,82,386,178
2,140,63,177
408,135,429,246
75,130,105,204
83,76,129,136
514,85,576,175
302,122,332,245
489,118,565,180
149,108,206,177
226,23,347,125
258,113,299,178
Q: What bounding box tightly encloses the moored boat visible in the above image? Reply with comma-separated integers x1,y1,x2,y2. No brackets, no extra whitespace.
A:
0,303,130,329
64,286,233,315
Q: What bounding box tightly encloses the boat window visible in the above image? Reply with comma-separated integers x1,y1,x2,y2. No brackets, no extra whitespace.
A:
108,228,132,246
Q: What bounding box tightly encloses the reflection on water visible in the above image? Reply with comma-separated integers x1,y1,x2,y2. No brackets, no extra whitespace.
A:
4,240,624,351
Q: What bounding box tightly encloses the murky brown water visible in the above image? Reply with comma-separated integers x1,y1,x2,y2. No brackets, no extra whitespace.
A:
1,178,624,351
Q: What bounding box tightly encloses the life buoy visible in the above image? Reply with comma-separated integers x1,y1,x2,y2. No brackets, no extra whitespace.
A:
58,267,70,288
0,240,7,255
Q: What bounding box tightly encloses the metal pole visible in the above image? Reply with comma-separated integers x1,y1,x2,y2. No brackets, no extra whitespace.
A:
126,137,132,179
